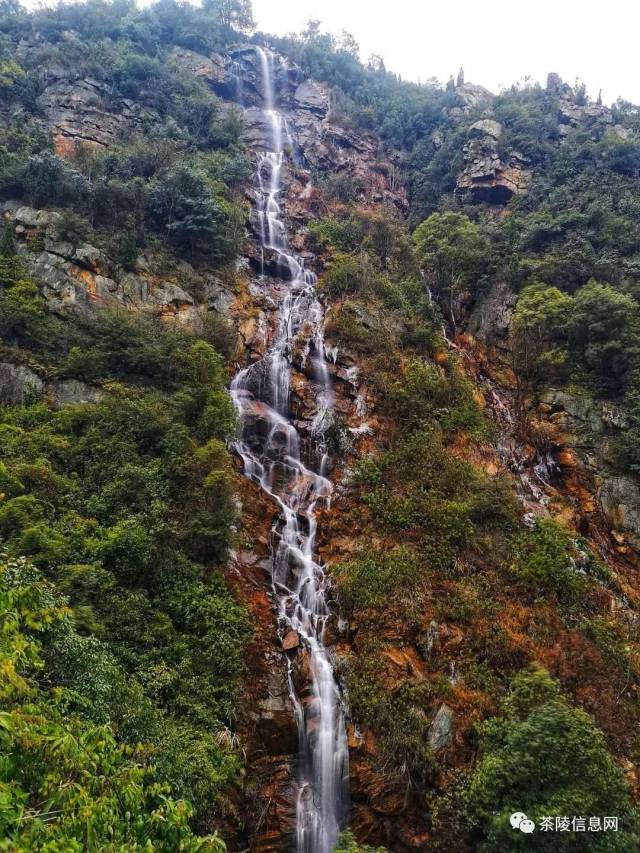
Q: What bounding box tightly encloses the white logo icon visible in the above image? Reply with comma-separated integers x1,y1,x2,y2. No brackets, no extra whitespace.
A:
511,812,535,833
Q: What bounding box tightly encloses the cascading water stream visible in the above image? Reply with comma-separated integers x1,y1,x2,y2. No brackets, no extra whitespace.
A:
230,47,348,853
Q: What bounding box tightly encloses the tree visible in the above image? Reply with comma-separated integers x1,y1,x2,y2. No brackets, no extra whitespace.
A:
0,553,227,852
568,279,640,395
147,166,241,260
618,371,640,473
413,212,490,332
464,666,640,851
202,0,254,33
368,54,385,74
0,57,24,91
0,221,16,256
338,29,360,57
510,281,572,390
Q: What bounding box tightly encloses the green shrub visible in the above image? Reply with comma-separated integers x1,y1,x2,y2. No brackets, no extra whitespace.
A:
0,552,228,851
345,647,437,786
379,357,488,436
568,280,640,395
511,519,588,604
319,251,367,297
0,304,248,824
460,666,640,851
334,831,387,853
334,546,423,610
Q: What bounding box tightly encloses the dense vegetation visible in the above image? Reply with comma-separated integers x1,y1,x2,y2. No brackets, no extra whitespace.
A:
270,14,640,453
307,104,640,847
2,0,640,850
0,2,257,846
449,667,640,851
0,551,228,851
0,0,250,266
0,246,251,846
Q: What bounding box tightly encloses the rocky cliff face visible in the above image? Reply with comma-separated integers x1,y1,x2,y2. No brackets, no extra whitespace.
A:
463,279,640,566
2,46,161,156
4,37,640,852
1,200,234,324
206,46,408,213
2,41,403,849
456,118,531,204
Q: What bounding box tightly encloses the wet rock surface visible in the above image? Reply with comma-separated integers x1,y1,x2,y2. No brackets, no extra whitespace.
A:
174,42,409,213
538,388,640,552
466,280,517,346
7,38,639,853
225,486,299,853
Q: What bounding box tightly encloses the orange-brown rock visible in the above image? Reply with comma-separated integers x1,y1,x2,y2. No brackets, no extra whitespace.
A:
282,630,300,651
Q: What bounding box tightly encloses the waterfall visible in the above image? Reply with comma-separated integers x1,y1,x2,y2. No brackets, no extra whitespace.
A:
230,47,349,853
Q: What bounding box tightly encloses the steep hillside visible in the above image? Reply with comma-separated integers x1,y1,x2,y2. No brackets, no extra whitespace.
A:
1,3,640,853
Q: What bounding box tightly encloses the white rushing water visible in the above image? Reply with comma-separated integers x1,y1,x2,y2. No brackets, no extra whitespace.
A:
230,47,349,853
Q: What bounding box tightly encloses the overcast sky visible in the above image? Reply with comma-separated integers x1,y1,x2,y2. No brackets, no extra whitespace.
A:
252,0,638,105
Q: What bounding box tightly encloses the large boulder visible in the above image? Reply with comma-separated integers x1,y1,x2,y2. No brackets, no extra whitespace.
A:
558,98,613,129
538,388,640,552
293,80,328,115
4,203,62,234
600,477,640,545
0,363,44,404
43,237,110,275
168,47,227,88
52,379,103,408
30,249,120,314
469,118,503,140
455,81,494,113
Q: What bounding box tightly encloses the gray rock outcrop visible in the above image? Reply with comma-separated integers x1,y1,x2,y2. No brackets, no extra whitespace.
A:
52,379,103,408
0,363,44,404
539,388,640,549
428,704,455,751
35,76,159,157
467,280,517,346
455,81,494,113
457,119,531,203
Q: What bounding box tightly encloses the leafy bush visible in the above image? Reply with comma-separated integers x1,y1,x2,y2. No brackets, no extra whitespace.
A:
567,280,640,395
413,212,490,328
345,646,437,786
511,281,572,384
510,519,588,604
461,666,640,851
0,302,247,823
334,831,387,853
319,251,367,297
378,357,488,436
0,552,227,851
334,546,423,610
